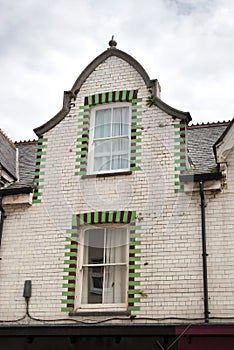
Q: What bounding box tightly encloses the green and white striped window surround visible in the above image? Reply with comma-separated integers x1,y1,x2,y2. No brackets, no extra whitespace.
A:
75,90,142,176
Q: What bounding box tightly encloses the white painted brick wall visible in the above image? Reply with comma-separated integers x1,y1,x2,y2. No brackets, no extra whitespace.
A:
0,54,234,325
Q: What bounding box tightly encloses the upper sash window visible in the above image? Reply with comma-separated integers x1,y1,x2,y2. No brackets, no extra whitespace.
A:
88,104,131,174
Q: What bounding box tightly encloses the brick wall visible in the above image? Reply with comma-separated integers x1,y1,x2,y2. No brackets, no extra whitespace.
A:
0,54,233,324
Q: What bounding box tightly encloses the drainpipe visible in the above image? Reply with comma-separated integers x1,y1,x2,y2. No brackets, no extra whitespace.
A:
0,196,6,250
199,180,209,323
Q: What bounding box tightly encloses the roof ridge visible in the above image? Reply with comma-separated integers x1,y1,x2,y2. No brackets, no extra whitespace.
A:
188,120,231,129
14,139,38,145
0,128,16,148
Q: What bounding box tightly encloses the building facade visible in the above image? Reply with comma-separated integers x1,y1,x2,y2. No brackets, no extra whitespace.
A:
0,39,234,349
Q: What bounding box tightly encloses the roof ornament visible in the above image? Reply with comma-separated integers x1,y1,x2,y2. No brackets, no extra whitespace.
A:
108,35,117,48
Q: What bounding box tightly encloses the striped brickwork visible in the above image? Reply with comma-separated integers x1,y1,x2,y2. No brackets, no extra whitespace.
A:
32,138,48,204
61,210,141,312
174,123,186,193
75,90,142,175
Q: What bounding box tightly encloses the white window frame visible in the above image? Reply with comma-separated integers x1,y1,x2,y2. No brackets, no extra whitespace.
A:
75,224,129,312
87,103,131,175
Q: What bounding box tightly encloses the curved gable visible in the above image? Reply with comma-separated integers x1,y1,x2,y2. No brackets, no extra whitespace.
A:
71,48,151,95
34,45,191,137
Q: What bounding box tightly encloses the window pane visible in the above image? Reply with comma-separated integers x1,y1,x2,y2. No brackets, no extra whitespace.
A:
83,229,104,264
94,156,111,172
111,138,129,170
81,267,103,304
111,155,129,170
94,140,112,156
94,140,111,172
112,107,129,136
112,138,129,153
94,109,111,138
105,228,127,264
103,266,127,304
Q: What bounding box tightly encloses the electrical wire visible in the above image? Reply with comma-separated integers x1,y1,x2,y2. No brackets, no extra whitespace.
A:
1,299,234,324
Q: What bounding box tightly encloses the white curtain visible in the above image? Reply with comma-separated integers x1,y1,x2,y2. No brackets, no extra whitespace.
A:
111,138,129,169
81,229,104,304
94,140,111,172
81,228,127,305
112,107,129,136
104,228,127,304
93,107,130,172
94,109,111,138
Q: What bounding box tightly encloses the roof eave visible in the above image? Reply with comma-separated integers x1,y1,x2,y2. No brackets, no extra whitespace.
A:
180,171,223,183
0,186,33,197
34,91,73,137
34,48,152,137
153,96,192,123
71,48,152,95
0,163,17,181
34,47,192,136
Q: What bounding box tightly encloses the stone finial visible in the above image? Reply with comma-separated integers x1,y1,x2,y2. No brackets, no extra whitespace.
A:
108,35,117,48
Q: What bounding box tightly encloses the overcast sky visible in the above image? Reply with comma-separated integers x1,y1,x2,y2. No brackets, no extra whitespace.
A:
1,0,234,141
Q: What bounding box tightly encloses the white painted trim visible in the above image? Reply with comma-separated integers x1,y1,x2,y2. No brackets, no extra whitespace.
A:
75,224,129,312
87,103,131,175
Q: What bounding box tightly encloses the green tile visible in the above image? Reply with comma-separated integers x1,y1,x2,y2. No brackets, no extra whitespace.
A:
63,267,76,273
61,299,74,304
62,291,75,297
32,199,41,204
132,98,142,103
63,275,76,281
62,283,76,289
61,307,74,312
128,281,140,286
64,252,78,257
128,298,140,303
64,260,77,265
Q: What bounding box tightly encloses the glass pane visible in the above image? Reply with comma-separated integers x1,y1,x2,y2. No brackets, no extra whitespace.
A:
111,138,129,170
81,267,103,304
94,109,111,138
94,156,111,172
83,229,104,264
94,140,111,172
111,155,129,170
94,140,111,156
105,228,127,264
112,107,129,136
103,266,127,304
112,138,129,153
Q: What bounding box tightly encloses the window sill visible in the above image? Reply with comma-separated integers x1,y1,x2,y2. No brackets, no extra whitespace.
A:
81,171,132,179
69,310,131,317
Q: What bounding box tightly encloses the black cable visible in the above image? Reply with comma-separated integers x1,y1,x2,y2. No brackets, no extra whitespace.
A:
2,299,234,324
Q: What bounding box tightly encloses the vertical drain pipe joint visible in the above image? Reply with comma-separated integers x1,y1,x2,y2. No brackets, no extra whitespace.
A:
199,180,209,323
0,196,6,253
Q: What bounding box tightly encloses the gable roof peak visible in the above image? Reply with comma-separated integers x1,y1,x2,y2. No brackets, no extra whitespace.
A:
34,41,191,136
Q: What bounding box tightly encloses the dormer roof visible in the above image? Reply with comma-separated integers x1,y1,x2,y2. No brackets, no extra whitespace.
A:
34,43,191,137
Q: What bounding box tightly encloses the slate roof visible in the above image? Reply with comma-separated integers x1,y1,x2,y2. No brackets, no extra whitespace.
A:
0,141,37,196
0,121,232,197
0,129,16,179
187,121,230,174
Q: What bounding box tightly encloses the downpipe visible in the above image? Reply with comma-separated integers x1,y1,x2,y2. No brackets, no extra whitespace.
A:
199,180,209,323
0,196,6,251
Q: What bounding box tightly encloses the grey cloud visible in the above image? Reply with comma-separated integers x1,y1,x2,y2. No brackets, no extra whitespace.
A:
0,0,234,141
